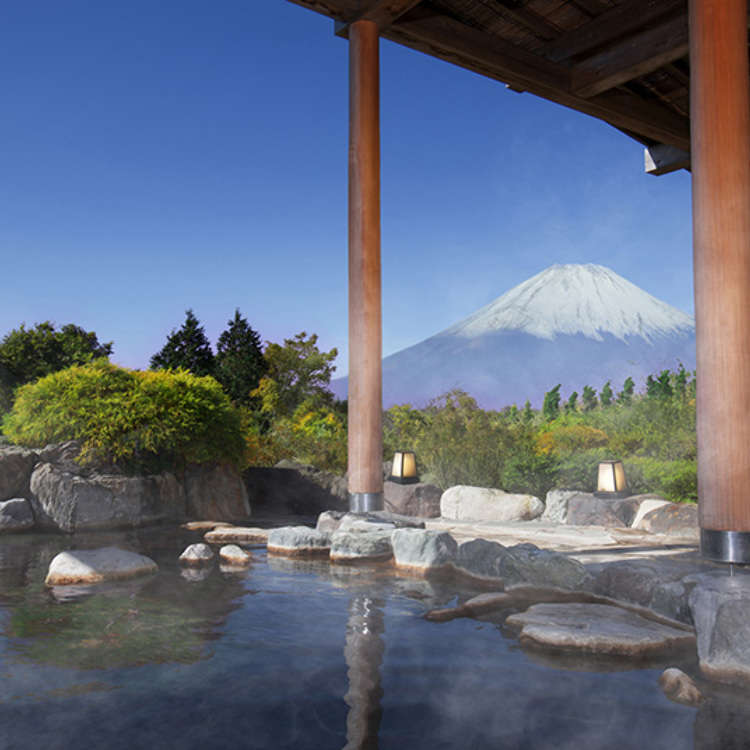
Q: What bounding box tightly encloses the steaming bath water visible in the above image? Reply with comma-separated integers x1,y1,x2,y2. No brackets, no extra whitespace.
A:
0,528,723,749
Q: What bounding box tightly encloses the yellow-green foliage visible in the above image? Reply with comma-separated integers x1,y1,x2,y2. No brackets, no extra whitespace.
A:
536,421,609,456
2,359,245,471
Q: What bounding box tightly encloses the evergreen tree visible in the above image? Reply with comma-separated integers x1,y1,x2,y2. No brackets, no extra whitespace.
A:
542,384,561,421
150,310,215,377
600,380,613,407
214,309,267,405
674,364,688,401
582,385,598,411
617,376,635,405
521,400,534,423
565,391,578,413
646,370,673,400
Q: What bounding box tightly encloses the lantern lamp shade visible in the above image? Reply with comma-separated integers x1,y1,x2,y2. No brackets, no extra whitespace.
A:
595,460,628,498
389,451,418,484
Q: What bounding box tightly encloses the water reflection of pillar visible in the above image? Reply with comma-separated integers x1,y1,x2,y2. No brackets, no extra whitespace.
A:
343,595,385,750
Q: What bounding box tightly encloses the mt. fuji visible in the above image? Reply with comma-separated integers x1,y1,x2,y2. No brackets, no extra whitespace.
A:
331,264,696,409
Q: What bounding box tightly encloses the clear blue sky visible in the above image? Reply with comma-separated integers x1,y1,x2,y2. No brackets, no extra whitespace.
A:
1,0,693,377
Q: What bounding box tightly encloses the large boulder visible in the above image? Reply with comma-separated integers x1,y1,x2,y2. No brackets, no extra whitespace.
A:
184,463,250,521
0,445,37,501
45,546,158,585
29,462,186,532
0,498,35,532
384,481,442,518
391,528,457,574
541,490,588,524
689,572,750,685
506,602,696,658
565,494,642,527
440,486,544,522
636,502,698,540
330,530,393,563
243,460,348,516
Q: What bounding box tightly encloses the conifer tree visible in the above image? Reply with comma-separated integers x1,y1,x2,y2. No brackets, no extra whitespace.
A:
215,309,267,405
565,391,578,413
582,385,598,411
542,384,561,421
521,400,534,423
150,309,215,377
617,376,635,405
600,380,613,407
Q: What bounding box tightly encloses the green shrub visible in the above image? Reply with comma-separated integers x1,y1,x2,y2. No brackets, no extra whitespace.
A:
626,457,697,503
2,359,245,472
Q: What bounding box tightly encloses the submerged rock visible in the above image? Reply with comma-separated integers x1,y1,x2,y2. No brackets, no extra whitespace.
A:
506,602,696,658
45,547,158,585
391,528,457,574
267,526,331,558
179,543,215,566
0,498,35,532
204,526,269,545
441,485,544,522
659,667,703,706
218,545,252,566
330,530,393,563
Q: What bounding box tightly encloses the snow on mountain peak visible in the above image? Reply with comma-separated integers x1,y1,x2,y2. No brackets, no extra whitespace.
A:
445,263,694,342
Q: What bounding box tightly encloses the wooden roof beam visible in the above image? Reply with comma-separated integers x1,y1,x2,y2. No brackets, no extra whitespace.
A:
571,14,689,98
543,0,685,63
334,0,424,37
389,13,690,150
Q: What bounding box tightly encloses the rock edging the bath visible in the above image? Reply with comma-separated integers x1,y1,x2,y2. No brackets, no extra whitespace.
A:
45,546,158,585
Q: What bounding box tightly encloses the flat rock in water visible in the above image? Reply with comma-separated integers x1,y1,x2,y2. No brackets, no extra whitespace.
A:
204,526,269,544
45,547,158,585
689,571,750,685
0,498,35,532
179,543,215,566
391,528,457,573
330,530,393,563
181,521,234,531
219,544,252,566
267,526,331,557
441,485,544,522
506,602,696,658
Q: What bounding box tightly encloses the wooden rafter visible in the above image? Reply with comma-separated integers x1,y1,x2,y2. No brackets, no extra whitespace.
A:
334,0,424,37
542,0,685,63
389,12,690,149
571,14,688,97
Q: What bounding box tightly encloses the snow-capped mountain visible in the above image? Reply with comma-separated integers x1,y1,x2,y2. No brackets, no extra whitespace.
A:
331,263,696,409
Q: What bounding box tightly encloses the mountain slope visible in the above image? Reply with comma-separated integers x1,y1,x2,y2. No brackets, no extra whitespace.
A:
332,264,696,409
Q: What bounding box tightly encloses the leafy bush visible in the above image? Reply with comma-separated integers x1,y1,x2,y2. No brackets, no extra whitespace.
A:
2,360,245,471
626,456,697,503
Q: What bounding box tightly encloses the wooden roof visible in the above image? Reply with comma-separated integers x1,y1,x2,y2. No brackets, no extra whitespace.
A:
288,0,702,164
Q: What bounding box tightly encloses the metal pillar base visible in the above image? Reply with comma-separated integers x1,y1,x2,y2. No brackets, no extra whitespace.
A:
701,529,750,564
349,492,383,513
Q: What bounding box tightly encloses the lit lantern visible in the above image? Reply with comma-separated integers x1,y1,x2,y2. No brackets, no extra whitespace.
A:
594,460,628,498
389,451,419,484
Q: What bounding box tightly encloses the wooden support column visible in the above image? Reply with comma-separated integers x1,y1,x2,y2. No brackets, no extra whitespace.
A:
690,0,750,562
348,19,383,512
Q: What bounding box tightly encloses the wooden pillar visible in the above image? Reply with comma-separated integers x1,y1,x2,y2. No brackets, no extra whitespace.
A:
348,19,383,512
690,0,750,561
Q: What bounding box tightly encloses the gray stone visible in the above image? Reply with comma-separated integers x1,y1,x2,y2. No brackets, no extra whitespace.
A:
441,485,544,522
637,502,698,540
336,511,425,531
204,526,269,545
0,445,37,501
338,516,396,533
384,481,442,518
566,494,642,527
316,510,347,534
45,546,158,585
330,530,393,563
218,544,252,566
36,441,83,474
541,489,589,524
267,526,331,557
181,521,234,531
506,602,696,657
179,543,215,566
243,461,348,516
507,544,592,590
629,496,671,528
0,498,34,532
184,463,250,521
455,538,516,581
391,528,457,573
659,667,703,706
689,572,750,685
29,462,185,532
